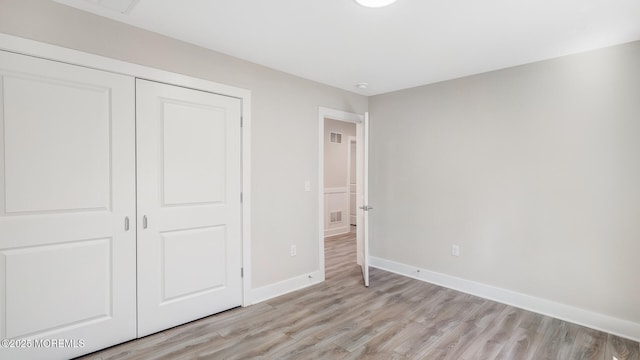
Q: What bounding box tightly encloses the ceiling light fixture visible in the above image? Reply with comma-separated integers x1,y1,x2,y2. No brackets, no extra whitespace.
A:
356,82,369,89
354,0,397,8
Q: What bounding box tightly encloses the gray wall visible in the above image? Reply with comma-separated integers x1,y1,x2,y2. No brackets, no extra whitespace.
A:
324,118,356,188
0,0,368,288
369,41,640,325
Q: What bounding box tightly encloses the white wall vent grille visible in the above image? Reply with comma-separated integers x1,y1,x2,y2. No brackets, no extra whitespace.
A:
330,211,342,223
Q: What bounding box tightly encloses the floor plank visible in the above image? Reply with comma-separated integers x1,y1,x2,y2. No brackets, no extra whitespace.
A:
569,327,607,360
606,334,640,360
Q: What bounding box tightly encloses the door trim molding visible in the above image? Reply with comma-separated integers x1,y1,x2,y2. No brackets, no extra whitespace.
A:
318,107,363,281
0,33,253,307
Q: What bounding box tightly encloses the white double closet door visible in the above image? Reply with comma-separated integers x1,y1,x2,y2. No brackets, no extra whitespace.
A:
0,51,242,360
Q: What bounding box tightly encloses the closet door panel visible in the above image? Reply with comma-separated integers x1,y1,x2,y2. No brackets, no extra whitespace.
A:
136,79,242,337
0,51,136,360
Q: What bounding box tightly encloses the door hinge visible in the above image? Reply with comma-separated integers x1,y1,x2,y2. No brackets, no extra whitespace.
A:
240,116,243,127
240,192,243,203
241,267,244,278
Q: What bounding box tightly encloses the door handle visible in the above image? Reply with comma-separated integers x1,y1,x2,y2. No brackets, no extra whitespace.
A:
359,205,373,211
143,215,148,229
124,216,130,231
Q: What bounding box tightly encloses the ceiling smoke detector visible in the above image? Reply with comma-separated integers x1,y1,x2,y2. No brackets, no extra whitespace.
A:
356,82,369,89
354,0,398,8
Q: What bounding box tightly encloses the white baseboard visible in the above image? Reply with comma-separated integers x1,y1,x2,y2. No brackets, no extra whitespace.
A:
370,256,640,342
324,187,349,194
324,226,349,237
247,270,324,305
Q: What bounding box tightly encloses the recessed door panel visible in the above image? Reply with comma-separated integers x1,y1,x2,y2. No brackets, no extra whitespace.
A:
0,50,136,360
162,101,226,206
136,79,242,337
3,76,111,214
161,226,227,301
2,239,111,339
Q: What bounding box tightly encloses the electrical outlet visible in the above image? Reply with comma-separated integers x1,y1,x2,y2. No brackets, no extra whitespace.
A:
451,244,460,257
290,245,297,257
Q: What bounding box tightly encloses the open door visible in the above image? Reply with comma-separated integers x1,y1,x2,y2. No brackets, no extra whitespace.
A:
356,112,370,287
319,106,368,288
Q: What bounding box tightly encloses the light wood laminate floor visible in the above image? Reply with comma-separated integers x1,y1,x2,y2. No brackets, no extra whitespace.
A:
80,229,639,359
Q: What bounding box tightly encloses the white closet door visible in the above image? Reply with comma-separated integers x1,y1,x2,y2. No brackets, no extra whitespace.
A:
136,79,243,337
0,51,136,360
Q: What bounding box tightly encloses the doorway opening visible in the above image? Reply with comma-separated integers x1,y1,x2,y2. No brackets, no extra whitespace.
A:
318,107,369,286
324,118,356,238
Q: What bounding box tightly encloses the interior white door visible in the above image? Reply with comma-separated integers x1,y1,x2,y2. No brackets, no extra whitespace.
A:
136,79,243,337
0,51,137,359
356,112,370,287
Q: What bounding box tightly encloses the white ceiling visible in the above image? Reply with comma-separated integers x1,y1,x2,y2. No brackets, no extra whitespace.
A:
53,0,640,95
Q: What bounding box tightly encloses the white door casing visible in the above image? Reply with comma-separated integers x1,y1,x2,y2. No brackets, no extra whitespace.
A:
0,51,137,359
136,79,243,337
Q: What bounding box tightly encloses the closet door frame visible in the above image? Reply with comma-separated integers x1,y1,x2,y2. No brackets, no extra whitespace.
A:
0,33,253,307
